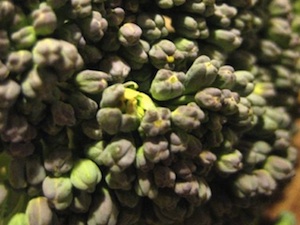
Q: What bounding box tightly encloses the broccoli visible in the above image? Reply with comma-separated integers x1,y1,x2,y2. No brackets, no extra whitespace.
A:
0,0,300,225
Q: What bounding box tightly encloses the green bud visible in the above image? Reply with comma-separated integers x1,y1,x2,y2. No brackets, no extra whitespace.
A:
136,12,169,41
139,107,171,136
142,136,170,163
33,38,84,81
174,37,199,62
242,141,272,166
208,3,237,28
70,158,102,192
150,69,186,101
195,87,223,111
253,169,277,195
99,83,126,108
264,155,295,181
42,176,73,210
212,65,236,89
268,0,291,16
118,22,142,47
232,70,254,97
31,2,57,36
232,173,258,198
220,89,240,115
171,102,205,131
207,29,242,52
26,197,54,225
216,149,243,174
0,79,21,109
174,176,199,197
78,11,108,42
172,14,209,39
149,39,185,70
155,0,186,9
10,26,36,49
96,107,126,135
7,213,29,225
84,140,106,165
99,55,131,83
97,135,136,172
87,187,119,225
6,50,32,74
198,150,217,167
75,69,110,93
181,0,215,16
184,55,220,94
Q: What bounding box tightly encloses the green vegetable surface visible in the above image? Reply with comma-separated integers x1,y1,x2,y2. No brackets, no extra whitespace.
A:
0,0,300,225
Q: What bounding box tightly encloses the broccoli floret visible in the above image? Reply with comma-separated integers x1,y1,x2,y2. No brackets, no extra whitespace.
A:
70,158,102,193
150,69,186,101
42,176,73,210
